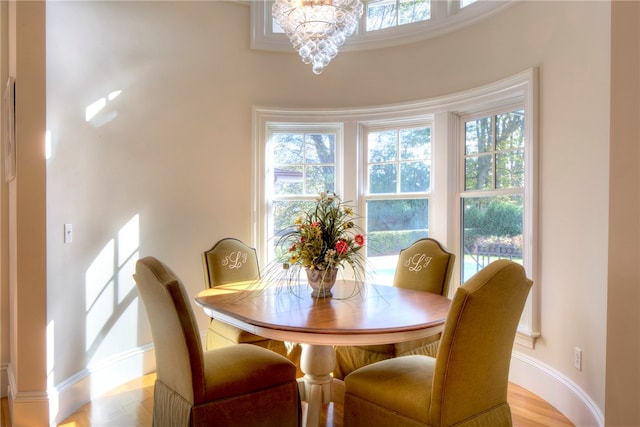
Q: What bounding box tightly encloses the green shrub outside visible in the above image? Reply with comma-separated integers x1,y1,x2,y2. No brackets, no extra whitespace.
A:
367,230,428,256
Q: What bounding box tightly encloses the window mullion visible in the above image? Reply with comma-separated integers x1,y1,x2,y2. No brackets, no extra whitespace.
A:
431,0,453,20
492,114,497,190
396,129,401,193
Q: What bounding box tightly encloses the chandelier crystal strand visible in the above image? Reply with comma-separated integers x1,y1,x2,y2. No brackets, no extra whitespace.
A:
273,0,364,75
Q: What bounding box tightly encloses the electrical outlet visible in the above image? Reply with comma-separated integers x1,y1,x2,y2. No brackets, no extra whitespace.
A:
574,347,582,371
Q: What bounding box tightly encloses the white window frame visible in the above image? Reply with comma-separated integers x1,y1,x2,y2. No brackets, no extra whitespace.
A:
253,68,539,348
251,0,513,52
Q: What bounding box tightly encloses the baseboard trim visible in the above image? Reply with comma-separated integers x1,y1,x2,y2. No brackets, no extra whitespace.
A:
52,344,156,425
6,365,50,426
510,351,604,426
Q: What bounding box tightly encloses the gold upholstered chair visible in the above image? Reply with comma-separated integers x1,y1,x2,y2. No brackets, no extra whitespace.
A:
392,238,455,358
333,238,455,379
202,238,286,352
134,256,301,427
343,259,532,427
203,238,302,375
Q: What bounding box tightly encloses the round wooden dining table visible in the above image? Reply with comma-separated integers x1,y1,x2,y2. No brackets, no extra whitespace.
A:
195,279,451,427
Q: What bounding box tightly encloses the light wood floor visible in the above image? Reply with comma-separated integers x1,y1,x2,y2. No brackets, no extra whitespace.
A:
1,373,574,427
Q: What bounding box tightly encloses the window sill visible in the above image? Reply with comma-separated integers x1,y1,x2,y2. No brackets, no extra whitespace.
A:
515,330,540,349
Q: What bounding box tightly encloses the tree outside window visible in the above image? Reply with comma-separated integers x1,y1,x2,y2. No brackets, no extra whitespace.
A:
269,131,337,260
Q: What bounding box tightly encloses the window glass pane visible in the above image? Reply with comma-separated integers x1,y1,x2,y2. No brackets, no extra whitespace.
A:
400,161,430,192
369,163,397,193
305,133,335,164
464,154,493,190
304,165,335,194
368,130,398,162
273,133,303,163
399,127,430,160
367,198,429,242
272,18,284,33
461,195,523,282
271,199,315,257
496,110,524,150
274,166,303,195
271,131,336,196
496,150,524,189
398,0,430,25
366,198,429,284
366,0,430,31
366,0,397,31
465,116,492,155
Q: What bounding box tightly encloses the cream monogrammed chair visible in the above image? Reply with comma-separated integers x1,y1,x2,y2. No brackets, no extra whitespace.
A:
333,238,454,379
134,256,301,427
344,259,532,427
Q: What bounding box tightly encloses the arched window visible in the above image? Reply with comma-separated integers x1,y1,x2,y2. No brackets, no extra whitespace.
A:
251,0,512,52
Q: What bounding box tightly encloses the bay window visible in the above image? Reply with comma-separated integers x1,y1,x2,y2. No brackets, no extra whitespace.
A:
253,69,538,346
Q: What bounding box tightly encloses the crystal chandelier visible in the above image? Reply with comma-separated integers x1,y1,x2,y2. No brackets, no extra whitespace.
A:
272,0,364,75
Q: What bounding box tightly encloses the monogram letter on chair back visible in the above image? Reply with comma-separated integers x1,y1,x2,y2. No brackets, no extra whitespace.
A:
203,238,260,288
393,238,455,297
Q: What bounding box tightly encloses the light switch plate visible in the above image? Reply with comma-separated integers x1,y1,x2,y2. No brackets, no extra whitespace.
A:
64,223,73,243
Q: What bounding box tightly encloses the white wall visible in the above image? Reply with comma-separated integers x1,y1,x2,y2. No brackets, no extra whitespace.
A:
42,0,617,424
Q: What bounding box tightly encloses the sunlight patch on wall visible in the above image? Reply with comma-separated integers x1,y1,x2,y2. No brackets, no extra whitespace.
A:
108,90,121,101
87,304,142,398
85,98,106,121
85,240,115,350
84,90,121,127
118,215,139,303
84,214,140,389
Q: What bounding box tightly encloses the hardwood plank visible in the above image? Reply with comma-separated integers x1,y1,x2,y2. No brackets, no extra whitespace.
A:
1,396,10,427
509,383,574,427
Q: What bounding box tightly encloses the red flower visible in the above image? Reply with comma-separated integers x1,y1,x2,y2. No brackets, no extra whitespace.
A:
335,240,349,255
354,234,365,246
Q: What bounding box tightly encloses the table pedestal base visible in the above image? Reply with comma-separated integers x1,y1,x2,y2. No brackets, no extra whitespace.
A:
297,344,344,427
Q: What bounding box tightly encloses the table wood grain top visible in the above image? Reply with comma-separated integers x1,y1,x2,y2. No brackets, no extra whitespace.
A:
195,280,451,346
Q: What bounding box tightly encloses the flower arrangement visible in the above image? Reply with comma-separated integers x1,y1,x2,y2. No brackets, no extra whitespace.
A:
276,192,366,294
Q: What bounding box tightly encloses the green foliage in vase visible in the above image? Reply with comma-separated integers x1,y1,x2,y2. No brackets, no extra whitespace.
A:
276,192,366,282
